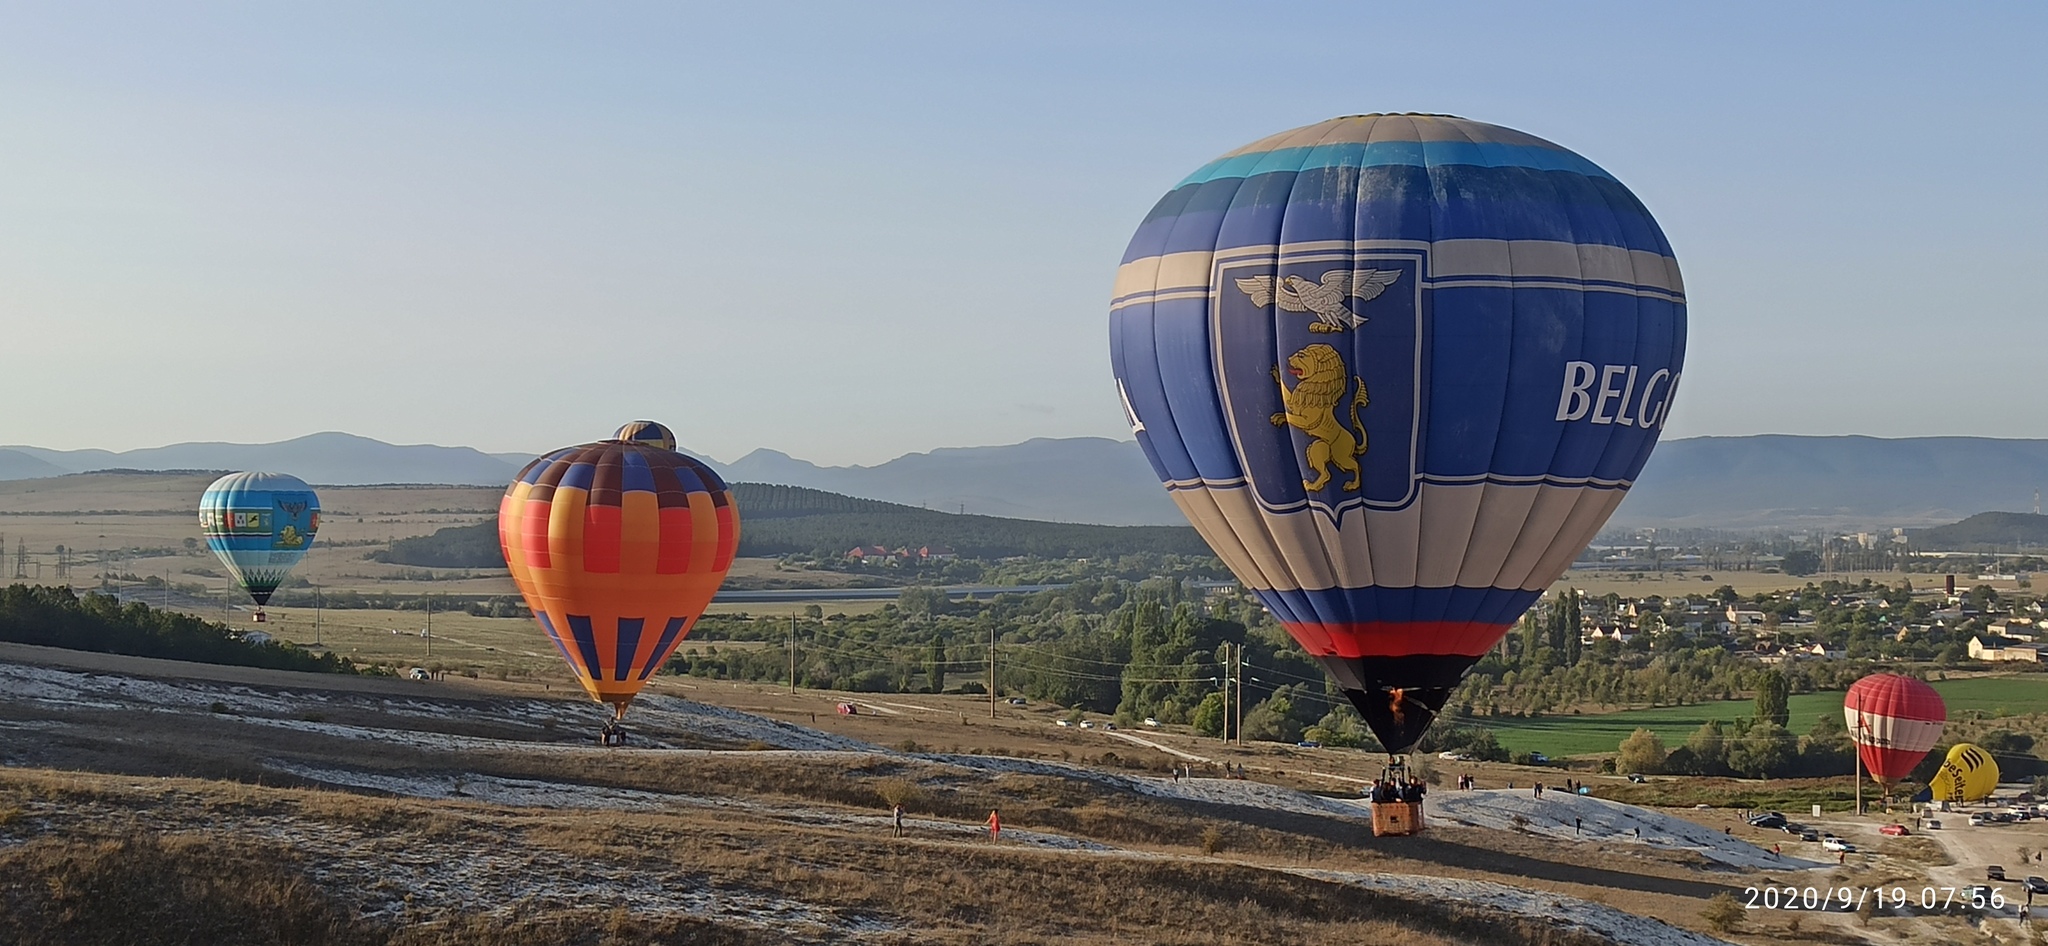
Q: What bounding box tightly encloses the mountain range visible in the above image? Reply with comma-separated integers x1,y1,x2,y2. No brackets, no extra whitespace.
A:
5,432,2046,530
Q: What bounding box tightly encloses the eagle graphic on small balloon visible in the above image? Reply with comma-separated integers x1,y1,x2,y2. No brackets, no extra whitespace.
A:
1234,269,1400,333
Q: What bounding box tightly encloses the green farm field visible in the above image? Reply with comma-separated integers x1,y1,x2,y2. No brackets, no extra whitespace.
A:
1484,675,2048,757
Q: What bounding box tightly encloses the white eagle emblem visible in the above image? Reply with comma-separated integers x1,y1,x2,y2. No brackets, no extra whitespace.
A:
1235,269,1401,333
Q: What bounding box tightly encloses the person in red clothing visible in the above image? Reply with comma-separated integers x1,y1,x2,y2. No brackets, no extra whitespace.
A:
986,808,1001,842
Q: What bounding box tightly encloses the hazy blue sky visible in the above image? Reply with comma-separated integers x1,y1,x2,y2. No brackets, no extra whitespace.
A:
2,2,2042,464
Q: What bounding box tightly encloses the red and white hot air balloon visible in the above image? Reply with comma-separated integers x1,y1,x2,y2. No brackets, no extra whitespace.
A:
1844,673,1946,788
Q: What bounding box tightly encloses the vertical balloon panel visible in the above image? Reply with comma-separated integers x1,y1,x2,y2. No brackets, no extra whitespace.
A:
1111,115,1686,752
499,423,739,719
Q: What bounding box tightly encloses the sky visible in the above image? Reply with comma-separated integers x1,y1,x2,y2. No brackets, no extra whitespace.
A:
1,2,2042,465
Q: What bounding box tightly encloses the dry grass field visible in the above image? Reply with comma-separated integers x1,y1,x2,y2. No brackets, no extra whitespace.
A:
3,473,2008,618
6,642,2038,945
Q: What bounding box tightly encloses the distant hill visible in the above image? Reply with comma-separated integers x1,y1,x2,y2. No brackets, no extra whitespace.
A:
721,437,1180,526
3,433,1183,525
1613,435,2048,530
15,431,2048,530
0,450,65,480
380,482,1210,568
4,433,522,487
1909,512,2048,551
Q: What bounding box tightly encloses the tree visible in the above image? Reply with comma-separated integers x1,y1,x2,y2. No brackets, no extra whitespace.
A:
1754,669,1790,728
1191,692,1227,737
925,633,947,693
1242,695,1302,743
1617,728,1667,774
1782,550,1821,577
1728,722,1798,778
1551,591,1583,666
1684,720,1729,776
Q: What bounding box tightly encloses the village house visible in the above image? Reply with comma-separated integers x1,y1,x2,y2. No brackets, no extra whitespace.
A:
1969,636,2044,663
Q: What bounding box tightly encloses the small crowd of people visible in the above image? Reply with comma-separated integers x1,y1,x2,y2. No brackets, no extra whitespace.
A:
1368,777,1425,804
1455,773,1476,790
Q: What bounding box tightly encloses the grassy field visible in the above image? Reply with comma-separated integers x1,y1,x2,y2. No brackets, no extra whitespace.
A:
1485,675,2048,757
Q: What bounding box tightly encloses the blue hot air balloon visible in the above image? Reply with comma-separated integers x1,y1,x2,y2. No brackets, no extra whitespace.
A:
199,472,321,611
1110,114,1685,752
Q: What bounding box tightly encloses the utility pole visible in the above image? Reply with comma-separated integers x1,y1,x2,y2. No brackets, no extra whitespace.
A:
988,624,997,719
1853,690,1864,817
1234,643,1244,749
425,594,433,658
314,587,322,647
1219,645,1230,742
788,615,796,696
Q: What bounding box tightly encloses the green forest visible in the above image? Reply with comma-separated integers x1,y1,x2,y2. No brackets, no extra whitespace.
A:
665,576,2048,780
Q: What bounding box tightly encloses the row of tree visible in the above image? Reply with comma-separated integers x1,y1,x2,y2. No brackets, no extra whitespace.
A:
0,584,356,675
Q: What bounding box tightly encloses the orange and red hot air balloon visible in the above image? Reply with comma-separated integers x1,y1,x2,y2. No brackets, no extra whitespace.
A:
499,422,739,725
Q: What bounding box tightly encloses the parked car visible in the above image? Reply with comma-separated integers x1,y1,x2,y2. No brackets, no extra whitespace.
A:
1296,740,1322,748
408,667,430,681
1969,814,1989,827
1749,814,1788,830
1055,719,1071,727
1142,717,1160,728
1780,822,1808,835
1799,830,1820,842
1988,865,2007,881
1821,837,1856,853
835,703,859,715
1527,752,1550,764
1438,751,1472,761
1925,819,1942,829
2027,877,2048,896
1078,720,1096,729
1006,697,1028,705
1626,773,1647,783
1879,824,1909,837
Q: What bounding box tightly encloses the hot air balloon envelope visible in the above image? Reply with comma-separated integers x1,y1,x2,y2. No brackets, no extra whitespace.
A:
1930,743,1999,802
1844,673,1945,785
1110,114,1685,752
499,428,739,718
199,472,320,607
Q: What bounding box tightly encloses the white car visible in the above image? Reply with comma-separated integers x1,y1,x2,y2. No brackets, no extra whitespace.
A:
1078,720,1096,729
1437,751,1472,761
1055,719,1071,727
1142,717,1161,728
1969,814,1989,827
1821,837,1856,853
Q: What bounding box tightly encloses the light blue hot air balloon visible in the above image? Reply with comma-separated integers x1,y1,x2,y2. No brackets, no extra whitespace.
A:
199,472,321,609
1110,114,1685,752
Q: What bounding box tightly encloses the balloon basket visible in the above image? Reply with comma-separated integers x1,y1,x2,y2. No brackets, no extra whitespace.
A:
599,718,626,748
1372,801,1425,837
253,610,267,624
1369,756,1425,837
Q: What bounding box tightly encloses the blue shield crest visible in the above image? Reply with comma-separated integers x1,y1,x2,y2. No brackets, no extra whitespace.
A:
1213,247,1426,517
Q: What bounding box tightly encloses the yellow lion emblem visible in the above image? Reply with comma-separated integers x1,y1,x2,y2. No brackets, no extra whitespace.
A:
1270,343,1369,492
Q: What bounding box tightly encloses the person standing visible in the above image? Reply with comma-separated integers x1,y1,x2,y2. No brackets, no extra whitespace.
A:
986,808,1001,842
892,803,905,838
